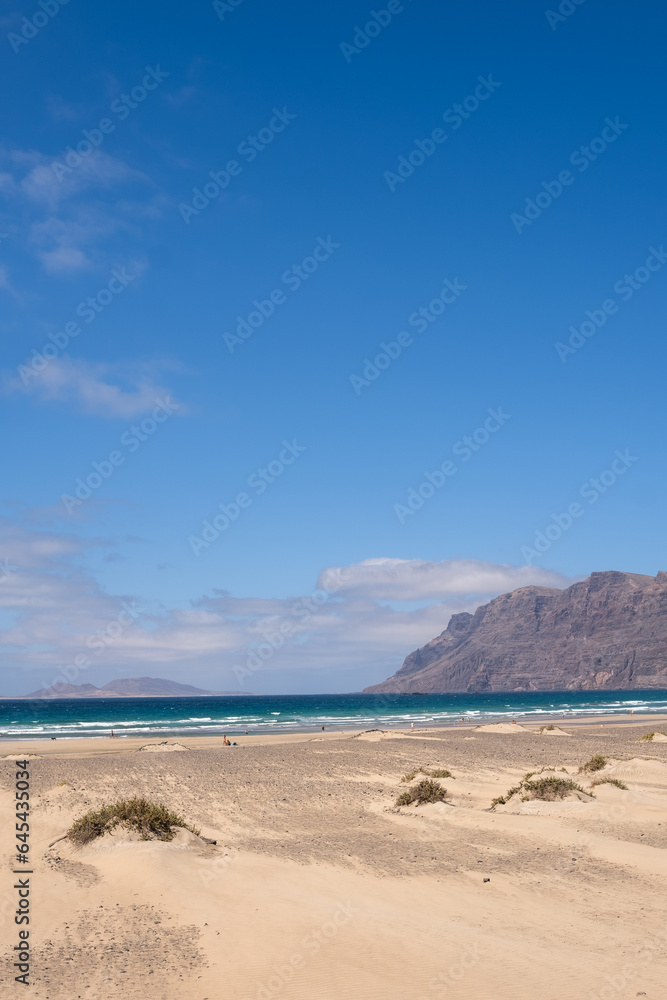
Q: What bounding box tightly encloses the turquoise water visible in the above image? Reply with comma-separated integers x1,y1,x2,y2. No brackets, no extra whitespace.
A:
0,690,666,740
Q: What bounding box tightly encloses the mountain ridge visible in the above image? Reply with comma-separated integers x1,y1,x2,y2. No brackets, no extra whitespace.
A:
364,570,667,693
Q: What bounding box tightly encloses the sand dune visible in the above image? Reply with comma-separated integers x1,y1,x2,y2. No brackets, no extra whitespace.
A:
1,723,666,999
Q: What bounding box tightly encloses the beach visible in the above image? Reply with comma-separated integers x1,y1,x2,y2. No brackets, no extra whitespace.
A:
1,719,666,999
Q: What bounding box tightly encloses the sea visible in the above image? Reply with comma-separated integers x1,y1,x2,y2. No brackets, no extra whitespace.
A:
1,690,666,741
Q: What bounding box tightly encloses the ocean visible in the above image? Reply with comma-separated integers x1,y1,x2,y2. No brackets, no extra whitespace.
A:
1,689,666,740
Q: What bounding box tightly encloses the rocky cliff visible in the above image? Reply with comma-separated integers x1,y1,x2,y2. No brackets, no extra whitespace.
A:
364,571,667,693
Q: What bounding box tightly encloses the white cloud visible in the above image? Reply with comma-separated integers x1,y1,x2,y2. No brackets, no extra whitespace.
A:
0,522,575,695
317,557,570,601
0,146,157,274
7,356,182,419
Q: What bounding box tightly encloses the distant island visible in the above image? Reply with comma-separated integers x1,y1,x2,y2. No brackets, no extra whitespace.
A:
5,677,250,699
364,570,667,694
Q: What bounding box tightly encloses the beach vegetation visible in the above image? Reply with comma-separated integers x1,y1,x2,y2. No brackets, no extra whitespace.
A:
67,797,199,845
401,766,453,783
579,754,607,773
395,779,448,807
491,773,590,807
590,777,628,790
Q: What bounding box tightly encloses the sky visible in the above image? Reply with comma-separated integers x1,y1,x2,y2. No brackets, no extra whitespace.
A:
0,0,665,695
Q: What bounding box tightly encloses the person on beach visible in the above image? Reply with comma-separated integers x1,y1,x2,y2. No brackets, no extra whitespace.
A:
110,730,114,739
223,734,231,745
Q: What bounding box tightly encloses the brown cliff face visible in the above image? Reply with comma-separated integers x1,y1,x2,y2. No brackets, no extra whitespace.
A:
363,571,667,693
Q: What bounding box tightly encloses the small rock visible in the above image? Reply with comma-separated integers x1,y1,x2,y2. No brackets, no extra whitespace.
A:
483,877,490,883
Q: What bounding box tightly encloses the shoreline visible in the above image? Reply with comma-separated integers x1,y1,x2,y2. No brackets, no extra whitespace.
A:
1,711,665,755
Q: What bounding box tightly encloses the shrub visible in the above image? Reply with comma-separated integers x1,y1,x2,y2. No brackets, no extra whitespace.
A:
491,774,589,807
401,767,453,782
68,798,199,845
539,724,556,732
591,777,628,790
639,732,655,741
522,776,586,801
579,754,607,773
395,779,448,807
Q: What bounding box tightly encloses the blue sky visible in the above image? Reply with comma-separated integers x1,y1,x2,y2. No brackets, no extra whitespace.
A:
0,0,665,694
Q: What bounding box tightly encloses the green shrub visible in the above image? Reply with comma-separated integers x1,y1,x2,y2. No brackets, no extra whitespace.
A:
68,798,199,845
579,754,607,773
491,774,589,807
591,777,628,790
401,766,453,782
395,779,448,807
522,776,586,801
639,732,655,741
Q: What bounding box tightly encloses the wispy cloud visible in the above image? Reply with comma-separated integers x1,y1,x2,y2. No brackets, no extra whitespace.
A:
317,557,571,601
0,146,157,274
6,356,183,418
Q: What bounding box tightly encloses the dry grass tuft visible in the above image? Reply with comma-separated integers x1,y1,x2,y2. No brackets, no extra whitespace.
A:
68,798,199,845
395,779,448,807
491,771,590,807
579,754,607,773
590,777,628,790
401,766,453,783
